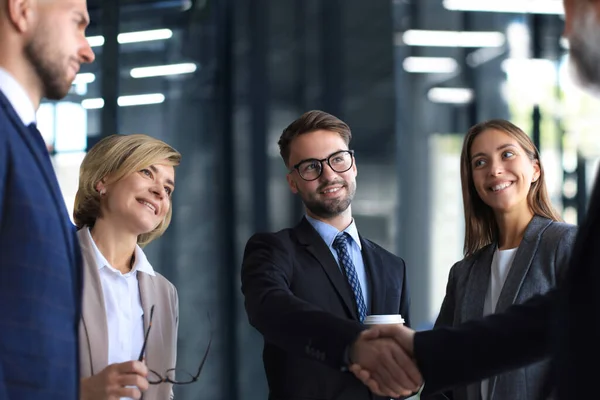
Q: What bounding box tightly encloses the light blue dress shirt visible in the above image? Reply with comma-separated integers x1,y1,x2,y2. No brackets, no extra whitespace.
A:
305,215,370,311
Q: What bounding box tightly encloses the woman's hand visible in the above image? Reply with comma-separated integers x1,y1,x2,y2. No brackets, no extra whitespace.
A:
80,360,149,400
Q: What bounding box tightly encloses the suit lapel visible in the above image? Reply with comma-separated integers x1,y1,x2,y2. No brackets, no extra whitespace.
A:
461,244,494,323
0,91,77,268
138,272,161,370
460,245,494,400
77,229,109,374
488,216,552,400
360,237,384,315
494,216,552,313
294,218,359,320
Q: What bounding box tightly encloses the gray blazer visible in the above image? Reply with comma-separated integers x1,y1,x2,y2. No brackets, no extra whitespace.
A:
433,215,577,400
77,228,179,400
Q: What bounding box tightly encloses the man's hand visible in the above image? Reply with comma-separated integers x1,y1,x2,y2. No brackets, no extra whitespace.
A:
350,324,421,397
350,325,422,398
80,360,149,400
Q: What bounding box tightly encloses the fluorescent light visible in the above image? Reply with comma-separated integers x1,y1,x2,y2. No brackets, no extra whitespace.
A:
118,29,173,44
403,57,458,74
399,30,505,48
81,93,165,109
443,0,564,14
501,58,556,75
87,35,105,47
118,94,165,107
86,29,173,48
428,87,474,104
73,73,95,85
81,98,104,109
130,63,197,78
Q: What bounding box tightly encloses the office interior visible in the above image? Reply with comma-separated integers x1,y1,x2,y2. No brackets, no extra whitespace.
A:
41,0,597,398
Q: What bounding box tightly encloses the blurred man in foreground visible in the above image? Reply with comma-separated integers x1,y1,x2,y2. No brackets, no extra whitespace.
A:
0,0,96,398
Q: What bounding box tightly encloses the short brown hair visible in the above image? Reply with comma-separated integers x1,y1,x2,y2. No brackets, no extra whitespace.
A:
278,110,352,167
74,134,181,247
460,119,562,257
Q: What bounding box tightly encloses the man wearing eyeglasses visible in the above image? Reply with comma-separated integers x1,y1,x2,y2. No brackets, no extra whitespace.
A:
241,110,420,399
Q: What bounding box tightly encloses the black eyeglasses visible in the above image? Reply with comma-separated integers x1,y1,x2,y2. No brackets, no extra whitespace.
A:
292,150,355,181
138,305,212,385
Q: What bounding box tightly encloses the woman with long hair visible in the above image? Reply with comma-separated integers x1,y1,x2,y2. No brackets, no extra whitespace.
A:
425,119,577,400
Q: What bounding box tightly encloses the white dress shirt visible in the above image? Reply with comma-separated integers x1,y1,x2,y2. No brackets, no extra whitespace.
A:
481,247,518,400
0,67,36,126
84,228,156,400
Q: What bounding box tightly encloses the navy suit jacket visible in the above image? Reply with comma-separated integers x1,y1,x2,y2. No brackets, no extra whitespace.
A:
241,217,411,400
0,90,82,399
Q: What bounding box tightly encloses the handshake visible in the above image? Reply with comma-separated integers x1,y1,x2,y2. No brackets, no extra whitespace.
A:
349,324,423,398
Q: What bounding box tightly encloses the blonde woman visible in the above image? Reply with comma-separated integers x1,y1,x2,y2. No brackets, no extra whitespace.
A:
74,134,181,400
424,120,577,400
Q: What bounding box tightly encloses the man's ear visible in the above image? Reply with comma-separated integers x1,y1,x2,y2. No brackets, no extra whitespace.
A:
7,0,36,34
286,173,299,194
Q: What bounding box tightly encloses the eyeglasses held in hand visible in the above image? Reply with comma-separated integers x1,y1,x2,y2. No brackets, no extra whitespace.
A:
138,305,212,385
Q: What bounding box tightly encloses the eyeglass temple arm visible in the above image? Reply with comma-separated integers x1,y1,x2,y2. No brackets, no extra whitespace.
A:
138,305,155,362
192,313,213,379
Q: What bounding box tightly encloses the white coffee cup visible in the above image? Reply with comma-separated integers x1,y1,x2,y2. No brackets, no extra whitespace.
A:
363,314,405,326
363,315,418,400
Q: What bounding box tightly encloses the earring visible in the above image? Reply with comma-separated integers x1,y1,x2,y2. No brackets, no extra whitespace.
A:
99,189,106,196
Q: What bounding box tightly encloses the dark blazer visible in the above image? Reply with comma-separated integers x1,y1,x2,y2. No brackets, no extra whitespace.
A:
0,90,82,398
414,167,600,400
241,217,411,400
424,216,576,400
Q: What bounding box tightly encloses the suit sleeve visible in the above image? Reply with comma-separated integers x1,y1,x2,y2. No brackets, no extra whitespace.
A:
399,258,411,328
0,123,6,230
434,263,459,329
554,226,578,283
420,264,459,400
241,233,364,369
0,123,7,400
413,288,557,395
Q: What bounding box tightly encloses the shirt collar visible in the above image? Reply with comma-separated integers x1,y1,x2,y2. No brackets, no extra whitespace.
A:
84,227,156,276
305,215,362,250
0,67,36,126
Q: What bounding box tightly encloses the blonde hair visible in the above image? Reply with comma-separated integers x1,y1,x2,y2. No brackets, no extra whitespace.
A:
460,119,562,257
74,134,181,246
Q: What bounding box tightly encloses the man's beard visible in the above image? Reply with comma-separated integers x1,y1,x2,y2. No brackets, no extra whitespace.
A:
568,7,600,95
301,180,356,219
24,29,71,100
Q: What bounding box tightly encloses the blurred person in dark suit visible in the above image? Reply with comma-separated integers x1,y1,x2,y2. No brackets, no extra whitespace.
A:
74,134,181,400
422,120,577,400
241,110,420,400
349,1,600,399
0,0,94,399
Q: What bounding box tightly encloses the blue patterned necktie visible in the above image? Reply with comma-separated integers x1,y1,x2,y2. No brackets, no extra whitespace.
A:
333,232,367,322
